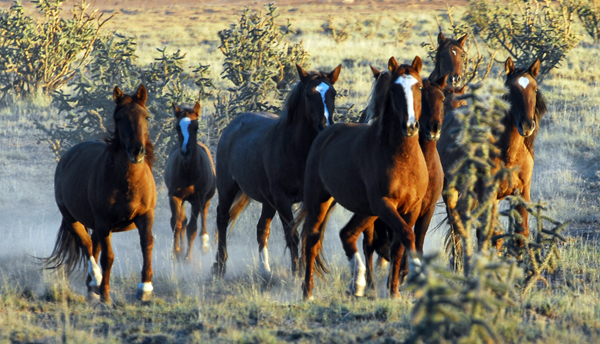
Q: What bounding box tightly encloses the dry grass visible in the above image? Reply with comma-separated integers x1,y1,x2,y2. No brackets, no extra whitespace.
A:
1,1,600,342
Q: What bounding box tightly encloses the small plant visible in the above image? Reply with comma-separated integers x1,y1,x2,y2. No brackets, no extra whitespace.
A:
322,17,352,43
575,0,600,42
0,0,114,102
464,0,581,81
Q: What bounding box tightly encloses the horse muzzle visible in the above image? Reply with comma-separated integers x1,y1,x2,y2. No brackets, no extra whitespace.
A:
517,120,536,137
425,122,441,141
127,145,146,164
450,75,463,87
403,121,419,138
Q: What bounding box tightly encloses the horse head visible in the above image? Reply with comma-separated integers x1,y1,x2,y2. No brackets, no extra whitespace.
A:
435,32,467,87
173,102,200,157
295,64,341,132
112,84,152,165
504,57,543,138
389,56,424,138
421,73,448,141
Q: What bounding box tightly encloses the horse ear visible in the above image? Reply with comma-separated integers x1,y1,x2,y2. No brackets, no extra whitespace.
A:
437,32,445,45
370,65,381,79
457,34,468,47
327,64,342,84
505,57,515,75
113,86,124,103
193,102,201,115
458,85,467,94
296,64,310,83
388,56,399,72
436,73,449,88
136,84,148,104
411,56,422,74
529,59,541,78
172,103,179,115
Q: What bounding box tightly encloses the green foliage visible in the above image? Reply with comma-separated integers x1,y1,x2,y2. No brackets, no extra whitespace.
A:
36,32,215,174
0,0,113,102
574,0,600,42
464,0,581,81
217,3,309,119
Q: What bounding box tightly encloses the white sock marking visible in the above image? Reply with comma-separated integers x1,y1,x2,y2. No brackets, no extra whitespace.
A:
349,252,367,296
179,117,191,153
259,248,271,274
518,76,530,89
201,233,210,251
138,282,153,292
315,82,331,125
395,74,419,127
88,258,102,287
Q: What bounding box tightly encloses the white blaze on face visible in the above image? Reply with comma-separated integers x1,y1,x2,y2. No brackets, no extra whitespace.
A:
452,49,457,56
518,76,530,89
395,74,420,126
179,117,192,153
315,82,331,125
88,258,102,287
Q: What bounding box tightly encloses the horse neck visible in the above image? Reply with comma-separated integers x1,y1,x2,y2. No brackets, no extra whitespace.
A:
418,133,438,159
377,109,420,153
496,111,527,164
278,112,318,153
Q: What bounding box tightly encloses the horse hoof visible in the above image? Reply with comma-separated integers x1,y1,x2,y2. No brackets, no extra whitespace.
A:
390,291,402,300
211,263,225,279
376,256,389,270
86,290,100,303
137,290,152,302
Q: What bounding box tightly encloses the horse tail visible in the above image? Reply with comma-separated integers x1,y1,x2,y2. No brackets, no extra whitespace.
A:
228,192,250,229
43,219,87,276
300,201,337,278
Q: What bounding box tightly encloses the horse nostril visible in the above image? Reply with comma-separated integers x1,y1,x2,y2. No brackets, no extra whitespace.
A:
140,146,146,156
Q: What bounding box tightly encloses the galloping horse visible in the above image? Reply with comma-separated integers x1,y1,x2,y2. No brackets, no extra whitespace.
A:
429,32,468,87
214,64,342,277
301,57,428,300
363,72,449,289
439,57,547,263
45,85,156,303
164,102,216,262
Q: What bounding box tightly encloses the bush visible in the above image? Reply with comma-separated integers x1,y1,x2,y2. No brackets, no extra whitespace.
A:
36,33,214,174
0,0,113,102
464,0,581,81
575,0,600,42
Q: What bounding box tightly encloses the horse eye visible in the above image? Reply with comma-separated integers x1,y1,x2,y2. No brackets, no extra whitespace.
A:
443,98,446,102
419,87,422,90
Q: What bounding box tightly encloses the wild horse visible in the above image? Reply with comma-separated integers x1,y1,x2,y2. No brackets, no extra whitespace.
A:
214,64,342,277
45,85,156,303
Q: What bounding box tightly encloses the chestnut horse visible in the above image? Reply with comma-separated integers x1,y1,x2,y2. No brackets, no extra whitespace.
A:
443,85,467,114
214,64,341,277
45,85,156,303
300,56,428,300
439,57,547,265
429,32,468,87
164,102,216,262
363,72,449,289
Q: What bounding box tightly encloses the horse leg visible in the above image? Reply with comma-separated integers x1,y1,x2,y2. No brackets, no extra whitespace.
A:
254,204,276,276
340,214,377,297
371,219,390,270
302,198,335,300
199,197,212,255
214,182,240,278
273,195,300,275
135,211,155,301
362,223,376,291
399,206,436,281
184,196,203,263
60,219,98,300
376,200,419,299
169,196,186,261
96,229,114,303
86,230,102,299
515,186,531,247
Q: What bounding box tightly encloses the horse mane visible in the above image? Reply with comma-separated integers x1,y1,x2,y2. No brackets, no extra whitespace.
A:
105,97,155,168
364,70,393,126
281,72,316,124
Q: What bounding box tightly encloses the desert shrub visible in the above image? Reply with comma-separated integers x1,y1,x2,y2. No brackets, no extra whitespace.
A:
322,17,352,43
406,82,568,343
323,16,412,44
0,0,113,102
36,32,215,174
464,0,581,81
217,3,309,119
575,0,600,42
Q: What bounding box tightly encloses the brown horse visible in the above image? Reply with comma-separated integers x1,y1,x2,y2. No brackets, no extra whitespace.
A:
363,72,449,289
214,64,342,277
443,84,467,114
300,56,428,300
429,32,468,87
164,102,216,262
45,85,156,303
439,57,547,263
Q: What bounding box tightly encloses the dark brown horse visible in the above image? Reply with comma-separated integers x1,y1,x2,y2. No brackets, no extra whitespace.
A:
363,72,449,289
443,84,467,114
439,57,547,263
214,64,342,277
164,102,216,262
45,85,156,303
300,56,428,300
429,32,468,87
